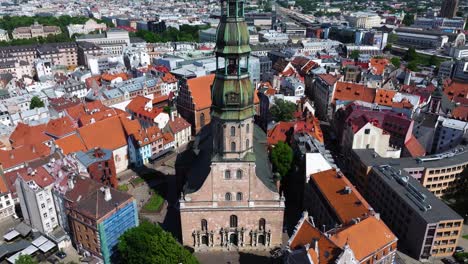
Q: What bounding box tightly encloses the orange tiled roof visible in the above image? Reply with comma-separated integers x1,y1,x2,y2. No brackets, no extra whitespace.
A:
78,116,127,150
16,166,55,189
452,105,468,121
404,135,426,157
333,82,376,104
55,133,88,155
169,116,191,134
187,74,214,110
101,72,129,82
163,132,174,145
369,58,389,75
9,123,51,148
310,169,372,224
161,73,177,83
444,80,468,101
318,74,341,86
79,108,122,126
330,216,397,262
374,89,397,106
153,94,169,105
0,172,10,193
0,144,50,170
289,216,342,263
126,96,151,113
45,116,76,138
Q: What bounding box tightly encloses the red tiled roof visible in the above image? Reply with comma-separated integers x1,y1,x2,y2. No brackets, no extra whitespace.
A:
168,116,191,134
153,94,169,105
187,74,214,110
55,134,87,155
444,80,468,101
16,166,55,188
374,89,397,107
45,116,76,138
330,216,397,262
161,73,177,83
78,116,127,150
0,144,50,170
9,123,51,149
310,169,372,224
101,72,129,82
333,82,376,104
404,135,426,157
318,74,341,86
452,105,468,121
369,58,389,75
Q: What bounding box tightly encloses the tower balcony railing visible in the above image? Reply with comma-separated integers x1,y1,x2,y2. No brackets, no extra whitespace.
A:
215,68,250,80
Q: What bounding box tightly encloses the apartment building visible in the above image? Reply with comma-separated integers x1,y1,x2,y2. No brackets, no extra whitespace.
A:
365,165,462,260
76,29,131,55
36,43,78,67
15,167,59,234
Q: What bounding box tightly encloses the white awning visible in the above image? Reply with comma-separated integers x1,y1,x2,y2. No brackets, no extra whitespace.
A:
32,236,48,247
7,252,21,264
20,245,38,255
39,240,55,252
3,230,20,241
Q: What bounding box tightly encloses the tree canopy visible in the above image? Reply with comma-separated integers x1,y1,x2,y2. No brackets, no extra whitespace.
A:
270,99,296,122
270,141,293,179
29,96,45,109
402,13,415,26
15,255,38,264
390,57,401,68
118,220,199,264
349,50,360,61
133,24,210,43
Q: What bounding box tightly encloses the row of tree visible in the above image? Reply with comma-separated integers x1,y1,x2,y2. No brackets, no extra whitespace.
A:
132,24,210,43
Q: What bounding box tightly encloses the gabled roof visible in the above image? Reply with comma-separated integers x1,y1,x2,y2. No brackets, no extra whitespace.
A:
161,73,177,83
9,123,51,148
329,216,397,262
404,135,426,157
45,116,76,138
0,144,50,170
187,74,214,110
333,82,376,104
310,169,372,225
369,58,389,75
317,74,341,86
444,80,467,101
168,116,191,134
78,116,127,150
374,89,397,107
452,105,468,121
55,134,87,155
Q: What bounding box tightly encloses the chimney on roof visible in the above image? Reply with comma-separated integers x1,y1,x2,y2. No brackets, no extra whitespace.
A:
344,186,352,194
68,177,74,190
104,187,112,201
10,153,14,159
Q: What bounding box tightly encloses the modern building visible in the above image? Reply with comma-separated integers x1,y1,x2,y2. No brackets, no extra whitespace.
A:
395,32,449,49
345,12,382,29
258,30,289,43
67,19,107,37
65,176,138,264
15,167,59,234
178,0,284,251
76,29,130,55
440,0,459,18
452,59,468,82
148,20,167,34
413,17,466,30
12,22,61,40
362,165,463,260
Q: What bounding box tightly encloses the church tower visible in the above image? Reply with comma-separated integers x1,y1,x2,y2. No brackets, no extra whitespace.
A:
178,0,284,251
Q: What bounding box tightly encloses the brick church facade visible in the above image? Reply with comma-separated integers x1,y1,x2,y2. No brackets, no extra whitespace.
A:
178,0,285,251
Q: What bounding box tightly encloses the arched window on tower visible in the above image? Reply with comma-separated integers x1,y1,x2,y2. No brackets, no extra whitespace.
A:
259,218,266,231
200,113,205,127
225,193,232,201
230,126,236,136
230,215,238,228
225,170,231,179
236,192,243,201
236,170,242,179
246,139,249,149
201,219,208,231
231,142,236,152
246,124,250,133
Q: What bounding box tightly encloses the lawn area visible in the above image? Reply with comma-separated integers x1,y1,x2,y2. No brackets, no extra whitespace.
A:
117,184,129,192
143,192,164,212
131,177,145,186
463,234,468,240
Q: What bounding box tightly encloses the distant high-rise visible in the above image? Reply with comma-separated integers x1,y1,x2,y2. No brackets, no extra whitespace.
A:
440,0,459,18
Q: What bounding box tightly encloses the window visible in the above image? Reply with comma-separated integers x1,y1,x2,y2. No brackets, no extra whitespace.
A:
231,142,236,151
225,193,232,201
231,126,236,136
200,113,206,127
201,219,207,231
230,215,238,228
236,192,243,201
246,139,250,149
246,124,250,133
364,129,370,134
225,170,231,179
259,218,266,230
236,170,242,179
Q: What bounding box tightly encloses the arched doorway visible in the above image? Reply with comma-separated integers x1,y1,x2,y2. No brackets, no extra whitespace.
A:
201,235,209,246
229,233,238,246
258,234,265,246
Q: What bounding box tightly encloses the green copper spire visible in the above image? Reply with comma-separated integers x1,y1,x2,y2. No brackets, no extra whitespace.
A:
211,0,255,121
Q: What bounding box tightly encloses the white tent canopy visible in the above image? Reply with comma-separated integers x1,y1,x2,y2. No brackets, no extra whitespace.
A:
3,230,20,241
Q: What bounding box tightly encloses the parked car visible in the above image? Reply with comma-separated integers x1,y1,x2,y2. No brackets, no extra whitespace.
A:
456,246,465,253
442,258,457,264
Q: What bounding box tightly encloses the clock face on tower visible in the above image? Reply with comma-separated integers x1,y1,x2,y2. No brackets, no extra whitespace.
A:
226,92,240,105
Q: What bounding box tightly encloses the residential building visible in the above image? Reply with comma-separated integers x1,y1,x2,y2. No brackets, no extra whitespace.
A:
15,167,59,234
76,29,131,55
311,74,342,121
125,96,170,129
67,19,107,37
65,176,138,264
179,1,284,251
281,77,304,97
431,117,468,153
440,0,459,18
0,169,16,219
452,59,468,82
167,115,192,148
177,74,214,135
362,165,463,260
75,148,118,188
56,79,88,98
12,22,61,40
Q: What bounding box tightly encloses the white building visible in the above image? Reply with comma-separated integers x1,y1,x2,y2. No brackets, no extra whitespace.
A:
67,19,107,37
86,53,125,75
345,12,382,29
34,59,53,80
0,192,16,219
0,29,9,42
258,30,289,43
123,45,151,69
167,115,191,148
76,29,130,55
16,167,59,234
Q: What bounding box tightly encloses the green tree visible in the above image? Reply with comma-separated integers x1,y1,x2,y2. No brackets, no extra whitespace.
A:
15,255,38,264
118,220,198,264
270,99,296,122
29,96,45,109
402,13,415,26
349,50,360,61
270,141,293,179
403,47,418,62
390,57,401,68
407,61,419,71
428,55,440,67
